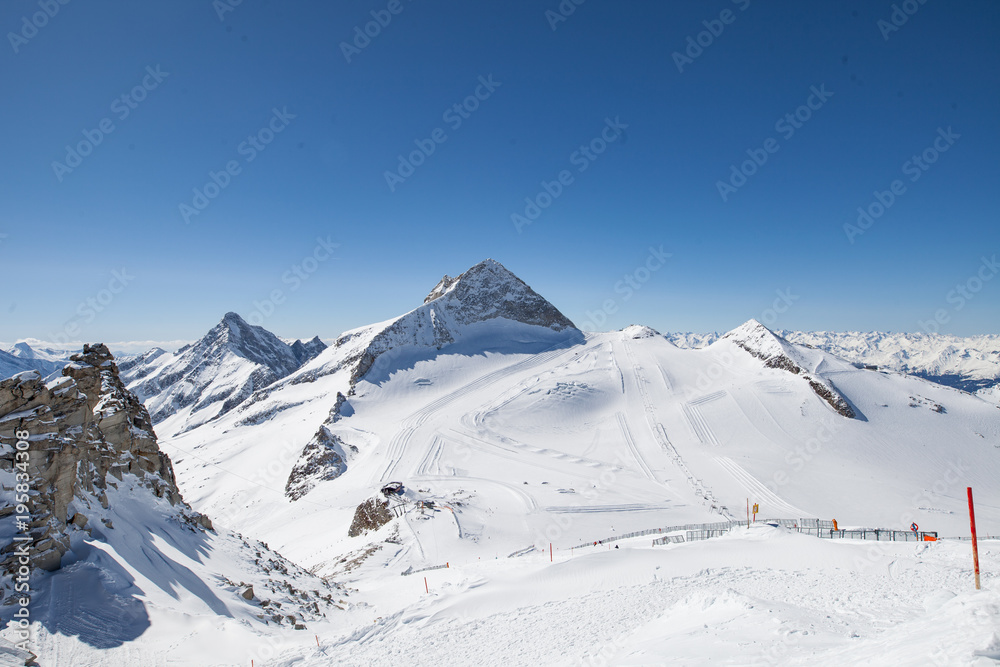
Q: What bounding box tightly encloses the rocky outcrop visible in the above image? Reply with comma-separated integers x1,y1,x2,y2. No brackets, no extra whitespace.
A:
347,497,393,537
284,426,355,501
0,344,209,576
622,324,660,340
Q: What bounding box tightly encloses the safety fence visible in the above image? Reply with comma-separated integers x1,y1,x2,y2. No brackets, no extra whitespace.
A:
648,518,939,546
401,562,449,576
404,519,955,576
507,545,536,559
571,520,740,549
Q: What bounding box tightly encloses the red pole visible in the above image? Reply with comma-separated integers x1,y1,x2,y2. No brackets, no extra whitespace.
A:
968,487,981,590
424,577,429,594
550,543,553,562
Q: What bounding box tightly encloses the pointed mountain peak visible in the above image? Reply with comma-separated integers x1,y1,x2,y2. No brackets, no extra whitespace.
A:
193,312,300,373
726,318,771,336
721,318,856,418
722,319,789,358
11,341,35,358
290,336,328,366
420,258,576,331
221,311,247,327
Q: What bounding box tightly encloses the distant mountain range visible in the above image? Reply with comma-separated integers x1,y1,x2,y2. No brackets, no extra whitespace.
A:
7,318,1000,411
0,342,73,380
666,330,1000,401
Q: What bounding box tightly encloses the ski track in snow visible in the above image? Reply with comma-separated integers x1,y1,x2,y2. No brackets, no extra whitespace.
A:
714,456,810,518
681,400,722,447
616,411,656,481
621,338,727,515
379,345,576,483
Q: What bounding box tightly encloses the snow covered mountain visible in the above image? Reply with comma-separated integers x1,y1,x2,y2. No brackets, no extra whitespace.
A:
781,330,1000,393
273,258,580,499
121,312,327,437
0,342,73,380
721,319,856,418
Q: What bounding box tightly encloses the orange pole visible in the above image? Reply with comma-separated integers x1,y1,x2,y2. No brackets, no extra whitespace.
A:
968,487,981,590
424,577,429,594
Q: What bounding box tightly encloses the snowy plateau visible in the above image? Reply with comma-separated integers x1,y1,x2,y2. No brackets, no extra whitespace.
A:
2,259,999,666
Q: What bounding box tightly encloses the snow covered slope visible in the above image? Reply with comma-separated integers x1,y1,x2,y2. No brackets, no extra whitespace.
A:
291,526,1000,666
121,312,326,438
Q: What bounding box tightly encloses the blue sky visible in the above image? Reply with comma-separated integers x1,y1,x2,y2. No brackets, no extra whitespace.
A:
1,0,998,346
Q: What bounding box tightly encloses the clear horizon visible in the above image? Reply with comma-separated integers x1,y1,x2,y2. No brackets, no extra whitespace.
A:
2,1,998,344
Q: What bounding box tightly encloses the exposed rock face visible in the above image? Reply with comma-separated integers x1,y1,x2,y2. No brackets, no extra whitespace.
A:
423,274,460,304
723,320,856,419
284,426,355,501
347,497,393,538
420,259,576,330
290,336,328,367
0,344,208,575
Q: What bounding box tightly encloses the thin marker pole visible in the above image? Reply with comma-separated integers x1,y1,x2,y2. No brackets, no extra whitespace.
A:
968,487,981,590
